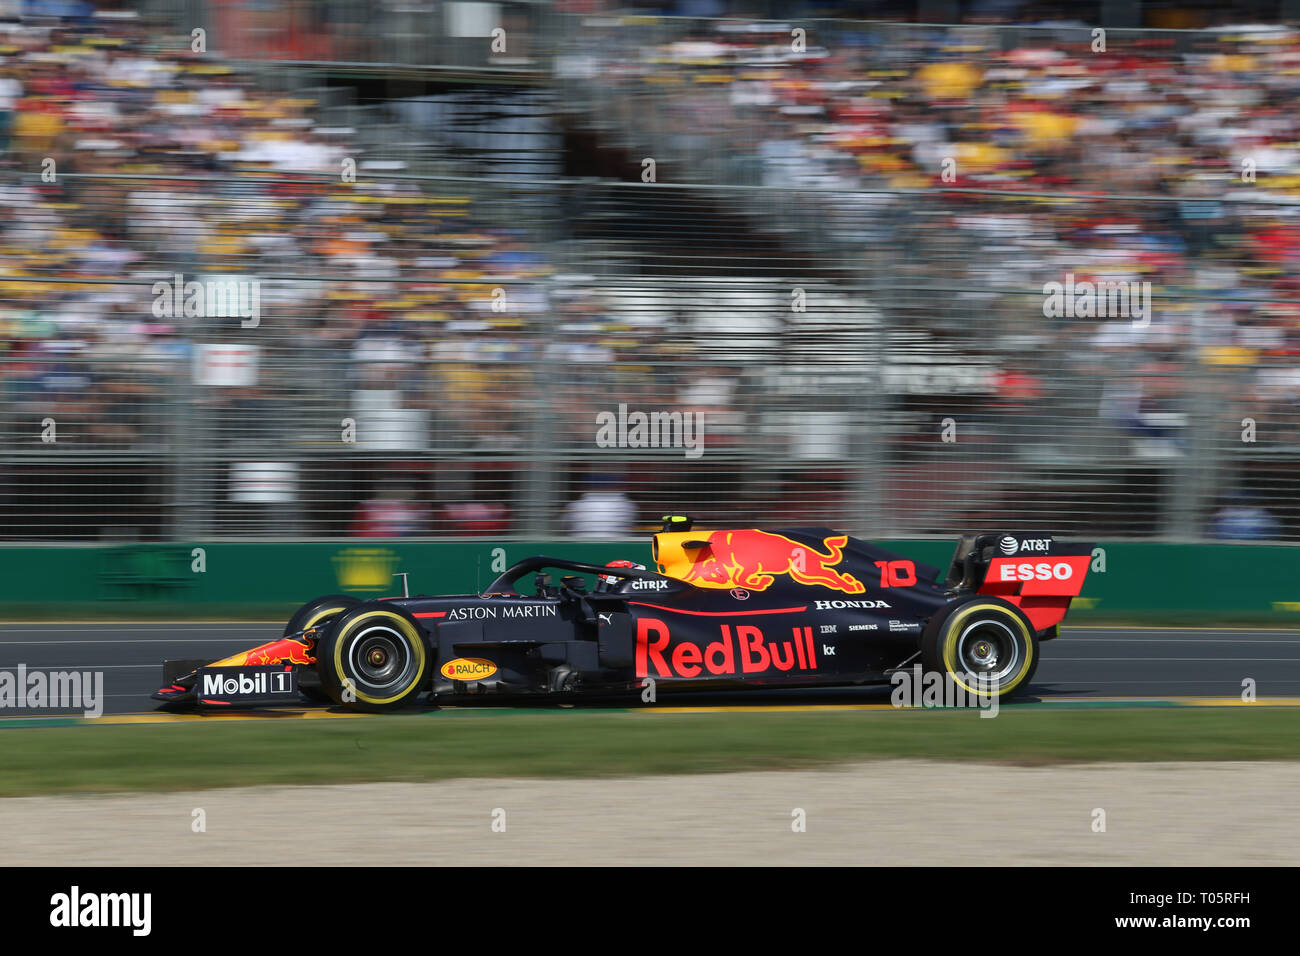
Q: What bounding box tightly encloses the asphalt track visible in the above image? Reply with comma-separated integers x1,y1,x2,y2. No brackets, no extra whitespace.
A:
1,622,1299,719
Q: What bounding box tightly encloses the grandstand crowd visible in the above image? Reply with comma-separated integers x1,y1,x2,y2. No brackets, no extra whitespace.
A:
2,7,1298,537
0,10,570,454
590,18,1300,452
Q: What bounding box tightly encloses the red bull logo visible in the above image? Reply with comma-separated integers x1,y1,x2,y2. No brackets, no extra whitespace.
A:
636,618,819,678
672,530,865,594
208,637,314,668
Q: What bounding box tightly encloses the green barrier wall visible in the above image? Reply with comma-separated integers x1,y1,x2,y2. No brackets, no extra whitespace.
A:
0,539,1297,623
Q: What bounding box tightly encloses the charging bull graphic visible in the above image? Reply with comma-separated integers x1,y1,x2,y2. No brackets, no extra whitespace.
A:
207,637,315,668
680,530,865,593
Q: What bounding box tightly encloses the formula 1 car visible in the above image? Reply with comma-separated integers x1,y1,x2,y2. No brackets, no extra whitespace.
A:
153,517,1093,711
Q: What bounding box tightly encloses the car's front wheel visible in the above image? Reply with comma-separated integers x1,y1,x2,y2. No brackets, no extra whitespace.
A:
284,594,362,637
314,605,430,712
284,595,361,703
921,598,1039,700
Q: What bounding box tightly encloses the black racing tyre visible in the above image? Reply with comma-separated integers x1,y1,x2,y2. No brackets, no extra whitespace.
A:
314,604,430,712
921,597,1039,700
284,594,362,637
286,595,362,704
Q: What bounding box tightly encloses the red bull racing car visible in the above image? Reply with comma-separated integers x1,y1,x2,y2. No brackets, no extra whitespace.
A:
153,517,1093,711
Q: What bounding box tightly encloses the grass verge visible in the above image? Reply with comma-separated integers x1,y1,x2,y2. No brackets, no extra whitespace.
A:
1,706,1298,796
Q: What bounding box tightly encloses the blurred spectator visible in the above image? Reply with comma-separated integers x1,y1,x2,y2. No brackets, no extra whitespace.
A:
0,66,20,153
564,475,636,538
440,500,510,535
993,365,1045,445
1209,493,1280,541
350,481,432,538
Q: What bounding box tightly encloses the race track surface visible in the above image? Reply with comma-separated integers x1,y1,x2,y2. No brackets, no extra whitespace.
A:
1,623,1298,718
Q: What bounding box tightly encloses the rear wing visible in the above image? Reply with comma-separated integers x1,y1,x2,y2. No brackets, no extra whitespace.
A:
946,533,1094,633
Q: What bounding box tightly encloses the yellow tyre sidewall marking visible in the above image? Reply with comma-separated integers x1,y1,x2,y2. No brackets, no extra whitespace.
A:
303,606,346,630
297,606,348,662
333,610,427,705
942,603,1033,697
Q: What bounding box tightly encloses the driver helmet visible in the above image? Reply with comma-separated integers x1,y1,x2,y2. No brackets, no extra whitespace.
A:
596,559,646,593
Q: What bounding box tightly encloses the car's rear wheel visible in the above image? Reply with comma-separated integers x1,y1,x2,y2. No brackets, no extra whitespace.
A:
315,605,429,712
921,598,1039,700
284,595,361,703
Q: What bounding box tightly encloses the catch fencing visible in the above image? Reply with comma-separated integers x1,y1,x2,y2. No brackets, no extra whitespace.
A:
6,170,1298,541
4,10,1299,541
